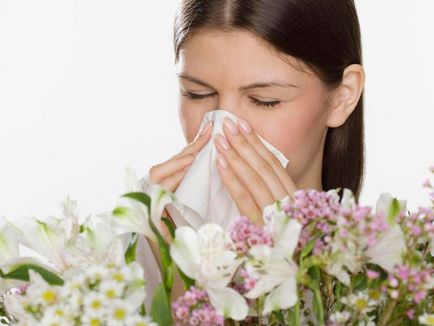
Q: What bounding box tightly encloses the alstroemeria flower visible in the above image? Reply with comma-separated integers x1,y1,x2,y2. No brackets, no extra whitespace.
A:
111,168,176,242
326,190,407,285
6,197,80,272
367,192,407,272
170,223,248,321
0,218,20,265
244,196,302,315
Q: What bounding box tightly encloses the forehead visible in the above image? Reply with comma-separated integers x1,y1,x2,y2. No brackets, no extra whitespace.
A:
176,28,315,86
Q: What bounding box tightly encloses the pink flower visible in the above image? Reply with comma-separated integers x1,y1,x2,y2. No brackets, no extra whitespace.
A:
367,270,380,280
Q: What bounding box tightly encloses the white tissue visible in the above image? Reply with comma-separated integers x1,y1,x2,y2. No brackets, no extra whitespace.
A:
165,109,290,231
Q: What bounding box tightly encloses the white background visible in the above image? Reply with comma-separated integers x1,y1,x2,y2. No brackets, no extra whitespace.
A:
0,0,433,221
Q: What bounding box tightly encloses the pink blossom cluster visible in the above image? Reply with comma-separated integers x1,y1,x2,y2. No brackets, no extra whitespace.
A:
172,287,224,326
282,189,391,256
397,206,434,247
381,264,434,304
279,189,341,248
227,215,272,255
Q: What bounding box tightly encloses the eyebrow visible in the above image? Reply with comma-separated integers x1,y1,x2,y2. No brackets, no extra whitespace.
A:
177,73,299,90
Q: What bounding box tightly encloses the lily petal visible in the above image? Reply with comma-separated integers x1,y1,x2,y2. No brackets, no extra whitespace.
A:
207,287,249,321
366,224,406,272
263,276,298,315
170,226,200,280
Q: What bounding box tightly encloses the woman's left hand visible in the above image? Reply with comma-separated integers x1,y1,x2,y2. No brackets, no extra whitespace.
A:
214,117,298,224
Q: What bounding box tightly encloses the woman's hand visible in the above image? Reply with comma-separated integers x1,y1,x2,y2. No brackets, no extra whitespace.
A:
148,121,213,192
214,117,298,224
147,121,212,241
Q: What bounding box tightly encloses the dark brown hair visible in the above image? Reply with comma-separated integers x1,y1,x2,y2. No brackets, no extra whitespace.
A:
173,0,365,200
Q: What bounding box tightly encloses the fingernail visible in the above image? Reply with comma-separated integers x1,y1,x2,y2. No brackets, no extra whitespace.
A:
200,121,212,135
238,117,252,134
217,155,228,169
216,134,230,150
223,117,238,135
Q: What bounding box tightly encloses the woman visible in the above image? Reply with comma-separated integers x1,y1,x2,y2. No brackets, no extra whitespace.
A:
139,0,365,312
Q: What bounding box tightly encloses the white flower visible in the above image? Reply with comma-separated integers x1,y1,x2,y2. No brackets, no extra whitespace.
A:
23,269,60,307
170,223,248,320
125,314,158,326
244,196,301,315
327,190,407,284
329,310,351,323
83,292,106,317
81,313,105,326
39,304,74,326
112,173,176,242
367,192,407,272
63,214,124,271
419,313,434,325
99,280,125,300
0,218,20,265
340,291,377,315
107,299,135,326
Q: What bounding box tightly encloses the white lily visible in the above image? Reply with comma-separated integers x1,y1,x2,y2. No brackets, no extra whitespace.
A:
111,167,177,242
328,190,407,282
366,192,407,272
63,214,125,276
244,196,302,315
0,217,20,265
170,223,248,321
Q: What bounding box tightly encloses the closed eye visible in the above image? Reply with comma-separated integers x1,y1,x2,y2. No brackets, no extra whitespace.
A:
181,91,281,108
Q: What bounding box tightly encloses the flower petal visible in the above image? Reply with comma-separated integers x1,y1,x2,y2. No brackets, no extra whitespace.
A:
207,287,249,321
170,226,200,280
263,276,298,315
366,224,406,272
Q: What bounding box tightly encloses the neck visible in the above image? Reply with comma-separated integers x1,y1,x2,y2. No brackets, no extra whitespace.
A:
291,143,325,193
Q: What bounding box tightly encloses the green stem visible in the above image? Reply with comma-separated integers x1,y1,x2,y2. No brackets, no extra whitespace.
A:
378,298,397,326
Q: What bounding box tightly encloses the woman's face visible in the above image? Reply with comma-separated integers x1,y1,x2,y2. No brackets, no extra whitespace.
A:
176,28,334,189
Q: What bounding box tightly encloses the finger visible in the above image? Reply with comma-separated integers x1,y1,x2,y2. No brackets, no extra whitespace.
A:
173,121,213,158
216,154,263,224
159,169,188,193
222,117,288,201
236,117,298,199
215,133,275,210
149,154,194,184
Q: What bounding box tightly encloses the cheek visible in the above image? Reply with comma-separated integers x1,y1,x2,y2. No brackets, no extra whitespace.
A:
178,100,207,143
254,101,328,161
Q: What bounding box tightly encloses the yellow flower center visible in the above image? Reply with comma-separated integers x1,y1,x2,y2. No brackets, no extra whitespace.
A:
114,308,126,320
426,315,434,325
42,289,57,304
355,298,368,310
113,273,124,282
106,289,116,298
91,299,102,310
90,319,101,326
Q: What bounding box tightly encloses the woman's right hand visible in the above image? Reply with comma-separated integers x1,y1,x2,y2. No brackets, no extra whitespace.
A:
147,120,213,242
148,121,213,193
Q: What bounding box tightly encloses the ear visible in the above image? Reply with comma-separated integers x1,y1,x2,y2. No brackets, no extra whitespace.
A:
326,64,365,128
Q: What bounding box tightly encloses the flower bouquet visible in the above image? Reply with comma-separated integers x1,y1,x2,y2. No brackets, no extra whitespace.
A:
1,166,433,325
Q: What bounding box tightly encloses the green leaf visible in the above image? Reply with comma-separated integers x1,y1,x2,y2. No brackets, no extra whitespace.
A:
122,192,151,216
124,232,139,265
177,266,195,290
151,283,173,326
2,264,64,286
351,273,367,291
306,266,324,325
161,217,175,239
148,218,174,295
387,198,400,224
288,301,300,326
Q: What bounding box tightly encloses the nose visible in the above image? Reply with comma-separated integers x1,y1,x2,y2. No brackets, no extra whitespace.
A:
216,95,243,118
